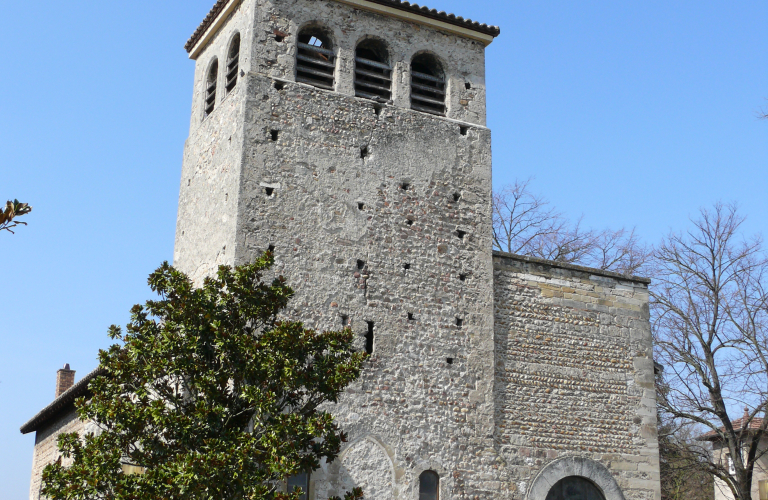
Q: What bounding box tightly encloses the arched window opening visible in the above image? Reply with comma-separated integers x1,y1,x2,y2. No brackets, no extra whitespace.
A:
287,472,310,500
545,476,606,500
205,59,218,116
355,39,392,101
296,27,335,90
411,54,446,116
419,470,439,500
225,34,240,94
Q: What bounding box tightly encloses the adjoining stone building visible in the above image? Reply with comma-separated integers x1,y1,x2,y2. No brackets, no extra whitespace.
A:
21,1,661,499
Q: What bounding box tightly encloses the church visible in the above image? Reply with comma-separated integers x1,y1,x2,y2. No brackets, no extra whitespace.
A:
21,1,660,499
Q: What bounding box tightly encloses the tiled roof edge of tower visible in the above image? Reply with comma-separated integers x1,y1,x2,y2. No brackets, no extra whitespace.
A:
184,0,501,53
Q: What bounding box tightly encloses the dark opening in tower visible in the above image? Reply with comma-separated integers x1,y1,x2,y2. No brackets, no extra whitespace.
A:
365,321,374,354
225,34,240,94
296,28,335,90
411,53,446,116
354,39,392,101
204,59,218,116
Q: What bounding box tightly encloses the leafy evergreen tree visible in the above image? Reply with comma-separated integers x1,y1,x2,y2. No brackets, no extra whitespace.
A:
42,254,366,500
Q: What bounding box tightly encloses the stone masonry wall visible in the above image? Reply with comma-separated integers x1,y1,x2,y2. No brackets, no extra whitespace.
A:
493,253,660,500
28,408,97,500
233,69,500,498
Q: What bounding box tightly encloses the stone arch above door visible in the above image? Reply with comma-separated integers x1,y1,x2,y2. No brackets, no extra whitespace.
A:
338,436,395,500
526,456,626,500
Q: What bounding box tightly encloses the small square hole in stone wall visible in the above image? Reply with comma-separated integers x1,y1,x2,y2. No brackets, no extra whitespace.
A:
275,34,285,42
403,263,411,270
400,182,410,191
360,146,368,159
460,126,468,136
453,192,461,202
456,230,466,240
374,104,382,116
274,81,284,90
265,187,274,196
446,357,454,364
358,202,365,210
340,315,348,327
459,274,467,281
268,244,275,252
456,317,463,328
465,82,471,90
407,312,414,321
357,259,365,269
270,130,279,141
406,218,414,226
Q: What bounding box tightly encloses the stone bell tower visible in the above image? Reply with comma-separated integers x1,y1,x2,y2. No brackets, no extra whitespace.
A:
174,0,501,498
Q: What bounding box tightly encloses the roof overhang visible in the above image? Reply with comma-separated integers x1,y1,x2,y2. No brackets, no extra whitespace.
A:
186,0,500,59
20,368,105,435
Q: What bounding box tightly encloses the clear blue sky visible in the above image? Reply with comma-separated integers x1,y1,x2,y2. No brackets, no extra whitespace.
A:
1,1,765,497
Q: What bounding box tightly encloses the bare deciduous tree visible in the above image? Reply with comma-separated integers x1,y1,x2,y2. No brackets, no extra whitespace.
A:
652,203,768,500
657,368,715,500
492,179,649,275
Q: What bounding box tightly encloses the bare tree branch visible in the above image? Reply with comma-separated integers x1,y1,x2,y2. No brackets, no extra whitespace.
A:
492,180,650,275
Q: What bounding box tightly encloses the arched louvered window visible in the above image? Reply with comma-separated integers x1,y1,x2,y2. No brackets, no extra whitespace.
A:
204,59,218,116
411,53,446,116
225,33,240,94
296,27,335,90
419,471,439,500
354,39,392,101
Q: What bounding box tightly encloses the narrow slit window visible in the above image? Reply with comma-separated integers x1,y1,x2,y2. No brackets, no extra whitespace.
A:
411,54,446,116
355,39,392,101
225,34,240,94
296,28,335,90
419,471,439,500
204,59,218,116
365,321,374,354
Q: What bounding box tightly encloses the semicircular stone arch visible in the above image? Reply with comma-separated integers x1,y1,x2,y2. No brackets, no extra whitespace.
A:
338,436,395,500
527,457,626,500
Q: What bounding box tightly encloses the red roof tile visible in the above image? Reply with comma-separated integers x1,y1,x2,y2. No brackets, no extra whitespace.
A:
699,410,766,441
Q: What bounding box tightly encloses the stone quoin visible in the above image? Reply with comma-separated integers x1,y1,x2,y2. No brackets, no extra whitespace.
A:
21,1,660,499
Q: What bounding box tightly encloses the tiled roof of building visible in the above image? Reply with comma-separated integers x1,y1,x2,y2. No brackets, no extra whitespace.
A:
184,0,501,53
19,367,105,435
698,409,766,441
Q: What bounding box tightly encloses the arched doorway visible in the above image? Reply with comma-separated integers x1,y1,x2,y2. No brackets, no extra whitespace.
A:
545,476,606,500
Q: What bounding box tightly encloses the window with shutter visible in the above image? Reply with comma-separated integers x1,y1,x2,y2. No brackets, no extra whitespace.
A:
411,54,446,116
296,28,335,90
225,34,240,94
204,59,218,116
287,472,310,500
354,39,391,101
419,470,439,500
